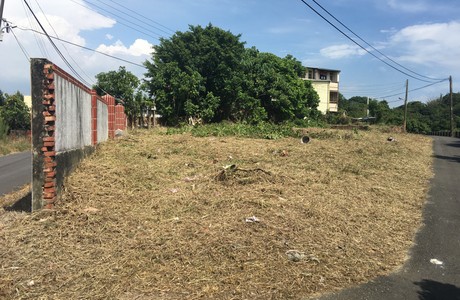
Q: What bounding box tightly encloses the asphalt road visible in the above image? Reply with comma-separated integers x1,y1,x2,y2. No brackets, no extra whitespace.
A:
0,151,32,197
315,136,460,300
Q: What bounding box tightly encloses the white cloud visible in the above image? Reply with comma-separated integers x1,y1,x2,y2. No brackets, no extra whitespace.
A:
389,21,460,69
320,44,367,59
386,0,429,13
106,34,114,40
96,39,153,57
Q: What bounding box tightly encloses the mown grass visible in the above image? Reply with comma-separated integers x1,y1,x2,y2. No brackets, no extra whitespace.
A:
0,124,433,300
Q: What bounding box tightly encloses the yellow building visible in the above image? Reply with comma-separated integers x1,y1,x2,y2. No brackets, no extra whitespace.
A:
24,95,32,110
305,67,340,114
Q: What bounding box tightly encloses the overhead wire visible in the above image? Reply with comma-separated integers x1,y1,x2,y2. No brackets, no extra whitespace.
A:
17,26,146,68
33,0,94,85
376,79,448,100
88,0,174,36
23,0,92,87
309,0,446,82
298,0,446,83
69,0,164,41
21,0,49,57
10,27,31,61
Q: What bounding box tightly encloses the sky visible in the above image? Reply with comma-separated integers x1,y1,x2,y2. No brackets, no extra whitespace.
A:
1,0,459,108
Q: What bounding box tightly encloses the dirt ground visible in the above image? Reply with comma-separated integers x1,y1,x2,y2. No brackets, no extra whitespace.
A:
0,128,433,299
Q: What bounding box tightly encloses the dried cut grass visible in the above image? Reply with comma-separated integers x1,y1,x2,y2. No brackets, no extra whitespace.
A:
0,128,433,299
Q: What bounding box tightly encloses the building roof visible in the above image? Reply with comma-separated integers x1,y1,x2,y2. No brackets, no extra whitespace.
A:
307,67,341,73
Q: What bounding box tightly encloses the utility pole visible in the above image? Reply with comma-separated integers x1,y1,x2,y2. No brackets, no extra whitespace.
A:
0,0,5,41
450,76,454,137
366,96,369,117
403,79,409,133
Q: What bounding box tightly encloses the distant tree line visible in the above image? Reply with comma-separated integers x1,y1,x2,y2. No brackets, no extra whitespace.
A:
330,94,460,134
92,23,458,133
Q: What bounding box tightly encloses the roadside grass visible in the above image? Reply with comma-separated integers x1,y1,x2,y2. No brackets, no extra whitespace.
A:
0,135,31,156
0,125,433,299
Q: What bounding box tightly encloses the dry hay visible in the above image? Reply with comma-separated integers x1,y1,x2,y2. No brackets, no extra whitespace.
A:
0,128,433,299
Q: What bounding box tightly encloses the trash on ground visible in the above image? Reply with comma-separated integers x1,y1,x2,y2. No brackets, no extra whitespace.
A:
301,136,310,144
430,258,443,265
286,250,305,262
387,137,397,142
245,216,260,223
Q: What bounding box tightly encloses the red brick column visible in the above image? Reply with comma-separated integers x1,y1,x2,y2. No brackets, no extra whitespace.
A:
42,63,57,209
91,90,98,145
104,95,115,138
115,104,126,131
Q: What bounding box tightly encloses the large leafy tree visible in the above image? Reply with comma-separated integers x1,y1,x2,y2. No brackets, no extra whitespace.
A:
237,48,319,123
145,24,245,124
145,24,319,125
94,66,140,127
0,91,30,131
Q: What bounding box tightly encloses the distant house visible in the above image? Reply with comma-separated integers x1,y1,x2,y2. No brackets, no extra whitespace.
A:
24,95,32,110
304,67,340,113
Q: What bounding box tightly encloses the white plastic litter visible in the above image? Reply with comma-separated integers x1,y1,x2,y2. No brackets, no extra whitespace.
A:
245,216,260,223
430,258,443,265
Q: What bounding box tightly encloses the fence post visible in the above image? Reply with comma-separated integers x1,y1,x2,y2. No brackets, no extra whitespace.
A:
91,90,98,146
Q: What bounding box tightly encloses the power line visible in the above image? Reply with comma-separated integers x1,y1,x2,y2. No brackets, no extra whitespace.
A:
309,0,445,82
23,0,92,87
11,27,30,61
298,0,446,83
33,0,94,85
88,0,174,36
376,79,448,100
70,0,164,41
17,26,146,68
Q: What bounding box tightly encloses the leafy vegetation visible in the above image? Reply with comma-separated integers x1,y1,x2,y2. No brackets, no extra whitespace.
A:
93,66,152,128
145,24,320,125
334,93,460,134
0,91,30,131
165,121,303,139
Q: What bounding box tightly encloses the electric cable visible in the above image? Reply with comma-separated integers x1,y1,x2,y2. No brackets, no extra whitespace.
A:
23,0,92,87
87,0,173,36
70,0,164,41
309,0,445,82
11,27,31,61
376,79,448,100
33,0,94,85
17,26,146,68
298,0,446,83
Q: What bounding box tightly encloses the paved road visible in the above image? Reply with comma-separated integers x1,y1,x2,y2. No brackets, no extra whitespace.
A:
315,136,460,300
0,151,32,197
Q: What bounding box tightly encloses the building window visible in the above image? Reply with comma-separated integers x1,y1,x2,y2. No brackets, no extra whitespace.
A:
308,70,313,79
320,74,327,80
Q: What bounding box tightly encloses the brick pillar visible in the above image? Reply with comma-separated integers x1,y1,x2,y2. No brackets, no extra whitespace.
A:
91,90,98,145
42,63,57,209
115,104,126,131
104,95,115,139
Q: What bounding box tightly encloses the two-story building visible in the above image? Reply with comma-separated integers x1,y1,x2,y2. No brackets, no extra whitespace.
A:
305,67,340,113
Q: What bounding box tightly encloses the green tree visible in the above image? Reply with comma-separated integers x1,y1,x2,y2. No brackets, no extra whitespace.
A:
145,24,245,125
94,66,140,127
145,25,319,125
237,48,319,123
0,90,5,106
0,91,30,131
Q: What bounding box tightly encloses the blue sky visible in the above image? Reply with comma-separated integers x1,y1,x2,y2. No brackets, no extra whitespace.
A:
1,0,459,107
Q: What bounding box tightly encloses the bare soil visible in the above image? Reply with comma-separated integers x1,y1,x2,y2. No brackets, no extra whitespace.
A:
0,128,433,299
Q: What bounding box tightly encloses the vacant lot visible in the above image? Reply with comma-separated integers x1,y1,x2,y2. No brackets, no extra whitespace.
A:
0,128,433,299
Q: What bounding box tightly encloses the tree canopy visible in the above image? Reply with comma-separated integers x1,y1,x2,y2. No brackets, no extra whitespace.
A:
94,66,141,126
144,24,319,125
0,91,30,131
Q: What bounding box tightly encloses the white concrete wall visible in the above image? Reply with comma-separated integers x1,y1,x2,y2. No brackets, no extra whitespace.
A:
97,99,108,143
55,75,92,152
